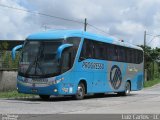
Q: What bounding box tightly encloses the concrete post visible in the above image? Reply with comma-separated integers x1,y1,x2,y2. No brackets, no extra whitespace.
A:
144,69,147,81
0,71,17,92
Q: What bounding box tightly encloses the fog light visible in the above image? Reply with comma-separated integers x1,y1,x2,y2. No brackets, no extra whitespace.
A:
53,89,58,92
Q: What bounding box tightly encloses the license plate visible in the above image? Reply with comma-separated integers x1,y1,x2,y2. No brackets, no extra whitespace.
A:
31,89,38,93
32,78,48,84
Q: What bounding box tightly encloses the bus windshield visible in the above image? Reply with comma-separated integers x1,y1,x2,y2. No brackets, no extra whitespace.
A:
18,37,81,78
18,40,62,78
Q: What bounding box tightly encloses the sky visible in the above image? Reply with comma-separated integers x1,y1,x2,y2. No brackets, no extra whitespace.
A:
0,0,160,47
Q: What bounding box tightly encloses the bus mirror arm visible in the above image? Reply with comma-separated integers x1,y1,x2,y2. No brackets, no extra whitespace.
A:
56,44,73,60
79,56,87,61
12,45,23,60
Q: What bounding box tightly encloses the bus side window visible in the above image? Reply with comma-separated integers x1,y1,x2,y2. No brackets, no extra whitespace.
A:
61,48,70,73
93,41,106,60
127,48,132,63
107,44,117,61
79,39,93,61
61,47,76,73
117,46,126,62
137,50,143,64
131,49,135,63
134,50,138,64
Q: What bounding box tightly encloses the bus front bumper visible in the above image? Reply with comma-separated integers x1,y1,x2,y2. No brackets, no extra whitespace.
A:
17,81,60,96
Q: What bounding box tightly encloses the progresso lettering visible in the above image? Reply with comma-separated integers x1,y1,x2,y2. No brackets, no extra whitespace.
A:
82,62,104,69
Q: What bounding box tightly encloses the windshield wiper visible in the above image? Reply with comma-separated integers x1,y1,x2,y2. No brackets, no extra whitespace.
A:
35,44,45,75
25,43,45,76
25,56,37,75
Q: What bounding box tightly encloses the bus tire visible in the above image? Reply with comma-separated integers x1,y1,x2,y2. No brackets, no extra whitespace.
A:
117,81,131,96
75,82,85,100
39,95,50,100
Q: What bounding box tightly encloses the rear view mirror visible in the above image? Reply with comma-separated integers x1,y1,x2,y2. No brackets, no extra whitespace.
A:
56,44,73,60
12,45,23,60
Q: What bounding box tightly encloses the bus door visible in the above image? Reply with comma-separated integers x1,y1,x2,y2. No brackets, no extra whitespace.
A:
78,39,94,93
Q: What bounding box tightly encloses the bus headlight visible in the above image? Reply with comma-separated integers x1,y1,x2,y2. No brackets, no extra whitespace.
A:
48,78,64,85
55,77,64,84
53,89,58,92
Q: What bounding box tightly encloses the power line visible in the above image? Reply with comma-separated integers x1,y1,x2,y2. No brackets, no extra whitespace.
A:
146,33,160,38
146,32,160,45
88,23,135,46
87,23,112,36
0,4,83,24
147,36,156,45
0,4,119,37
87,23,124,41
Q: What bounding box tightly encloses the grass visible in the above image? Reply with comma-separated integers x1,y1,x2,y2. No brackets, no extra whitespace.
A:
0,90,35,98
144,78,160,88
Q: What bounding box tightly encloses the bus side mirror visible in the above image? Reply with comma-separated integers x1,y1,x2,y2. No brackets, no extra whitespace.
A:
12,45,23,60
56,44,73,61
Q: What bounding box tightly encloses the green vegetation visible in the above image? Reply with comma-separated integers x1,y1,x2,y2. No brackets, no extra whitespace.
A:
140,45,160,81
0,90,35,98
0,51,20,70
0,41,20,70
0,41,8,50
144,78,160,88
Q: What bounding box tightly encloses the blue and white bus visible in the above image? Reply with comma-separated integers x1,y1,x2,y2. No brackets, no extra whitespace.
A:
12,30,144,100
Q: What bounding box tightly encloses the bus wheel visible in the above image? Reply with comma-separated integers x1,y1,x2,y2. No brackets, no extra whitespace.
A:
39,95,50,100
117,81,131,96
75,83,85,100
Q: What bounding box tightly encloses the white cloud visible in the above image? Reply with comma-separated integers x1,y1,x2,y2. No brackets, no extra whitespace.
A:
113,21,144,35
0,0,41,40
109,21,145,44
0,0,160,47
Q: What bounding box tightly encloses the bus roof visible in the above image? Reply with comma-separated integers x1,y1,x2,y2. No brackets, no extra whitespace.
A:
27,30,143,50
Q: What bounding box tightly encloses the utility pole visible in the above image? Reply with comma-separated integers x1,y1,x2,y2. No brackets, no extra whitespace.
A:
84,18,87,31
144,30,146,50
144,30,147,81
44,25,47,31
42,24,49,31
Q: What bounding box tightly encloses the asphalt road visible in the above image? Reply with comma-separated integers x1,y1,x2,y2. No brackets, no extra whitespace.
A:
0,84,160,115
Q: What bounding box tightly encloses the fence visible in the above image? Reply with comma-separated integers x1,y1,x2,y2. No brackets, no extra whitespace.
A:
0,51,19,91
0,51,20,71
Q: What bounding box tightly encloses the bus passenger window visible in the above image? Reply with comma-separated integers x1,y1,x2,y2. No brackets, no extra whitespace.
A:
107,45,117,61
61,48,73,73
79,39,93,60
137,50,143,64
126,48,131,63
94,41,105,60
117,46,126,62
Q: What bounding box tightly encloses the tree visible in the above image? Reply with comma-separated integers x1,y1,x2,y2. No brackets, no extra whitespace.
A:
0,41,8,51
0,42,9,68
139,45,160,80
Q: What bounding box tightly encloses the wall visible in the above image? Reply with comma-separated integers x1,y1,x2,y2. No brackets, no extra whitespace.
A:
0,71,17,92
